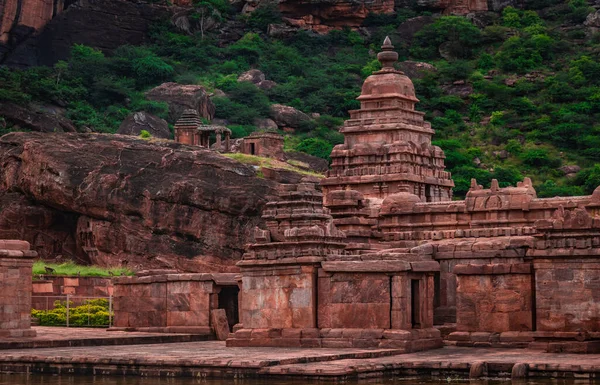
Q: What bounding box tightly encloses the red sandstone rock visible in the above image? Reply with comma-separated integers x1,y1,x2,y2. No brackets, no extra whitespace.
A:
117,112,171,139
237,69,265,84
0,102,77,133
146,83,215,123
0,132,279,272
3,0,172,67
269,104,312,130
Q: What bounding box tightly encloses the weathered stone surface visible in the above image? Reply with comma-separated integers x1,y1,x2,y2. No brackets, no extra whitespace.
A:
0,240,36,337
455,271,532,333
2,0,172,67
396,17,434,44
254,119,279,131
211,309,230,340
269,104,311,129
0,102,77,133
244,0,394,32
238,69,265,84
145,83,215,123
117,112,171,139
239,132,285,160
0,132,278,272
559,165,581,176
285,151,330,173
397,61,437,80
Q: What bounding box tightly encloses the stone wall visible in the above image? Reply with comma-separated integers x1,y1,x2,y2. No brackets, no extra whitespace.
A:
535,258,600,332
240,133,285,161
112,273,238,335
241,265,317,329
454,263,533,333
0,240,37,337
318,272,390,329
31,276,113,310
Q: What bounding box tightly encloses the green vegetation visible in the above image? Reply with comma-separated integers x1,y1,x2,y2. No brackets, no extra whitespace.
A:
32,261,133,277
2,1,600,197
32,299,111,327
223,152,324,178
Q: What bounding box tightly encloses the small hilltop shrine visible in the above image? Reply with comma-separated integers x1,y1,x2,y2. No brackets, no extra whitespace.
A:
227,37,600,353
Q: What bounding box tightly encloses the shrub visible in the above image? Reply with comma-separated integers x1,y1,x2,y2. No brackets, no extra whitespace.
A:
519,147,560,167
411,16,482,60
247,3,282,31
32,299,112,327
296,138,334,160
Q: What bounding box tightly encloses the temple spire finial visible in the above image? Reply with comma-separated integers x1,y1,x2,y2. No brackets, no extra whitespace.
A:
377,36,399,72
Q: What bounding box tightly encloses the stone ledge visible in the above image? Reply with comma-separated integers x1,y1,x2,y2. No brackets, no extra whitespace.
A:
453,263,531,275
0,240,30,251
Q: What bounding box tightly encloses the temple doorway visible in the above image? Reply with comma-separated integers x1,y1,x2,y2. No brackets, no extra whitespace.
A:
411,280,421,328
218,286,239,331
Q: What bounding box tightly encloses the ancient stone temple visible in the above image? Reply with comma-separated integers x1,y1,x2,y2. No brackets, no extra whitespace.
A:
228,37,600,353
174,109,231,151
240,132,285,161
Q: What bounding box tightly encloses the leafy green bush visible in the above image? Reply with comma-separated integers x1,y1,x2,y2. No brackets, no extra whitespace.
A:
32,299,112,327
296,138,334,160
247,3,282,32
411,16,482,60
520,147,561,167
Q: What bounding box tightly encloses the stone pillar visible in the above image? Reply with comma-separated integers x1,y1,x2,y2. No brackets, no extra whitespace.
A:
0,240,37,337
225,133,231,153
216,132,222,150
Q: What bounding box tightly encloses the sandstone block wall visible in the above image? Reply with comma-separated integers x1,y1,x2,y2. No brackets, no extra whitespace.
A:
241,266,317,329
0,240,37,337
318,272,390,329
455,263,532,333
32,276,113,296
535,259,600,332
113,273,237,334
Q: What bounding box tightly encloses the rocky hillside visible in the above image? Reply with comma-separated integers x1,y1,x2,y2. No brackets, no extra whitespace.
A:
0,132,280,271
2,0,600,201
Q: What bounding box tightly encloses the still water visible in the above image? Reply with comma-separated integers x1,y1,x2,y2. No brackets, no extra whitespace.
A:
1,375,600,385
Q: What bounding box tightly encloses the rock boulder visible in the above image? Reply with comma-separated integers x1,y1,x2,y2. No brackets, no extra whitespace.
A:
0,132,279,272
238,69,266,84
145,82,216,123
117,112,171,139
0,102,77,133
269,104,311,129
398,61,437,80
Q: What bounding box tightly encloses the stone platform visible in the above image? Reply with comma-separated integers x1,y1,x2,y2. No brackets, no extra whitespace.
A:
0,340,599,381
0,327,211,349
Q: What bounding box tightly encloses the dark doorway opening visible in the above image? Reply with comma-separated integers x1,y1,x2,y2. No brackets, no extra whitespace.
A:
425,185,433,202
249,143,256,155
218,286,239,331
411,279,421,328
433,272,440,308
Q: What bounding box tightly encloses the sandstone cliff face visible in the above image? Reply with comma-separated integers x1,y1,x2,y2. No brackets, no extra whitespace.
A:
0,132,279,272
2,0,173,66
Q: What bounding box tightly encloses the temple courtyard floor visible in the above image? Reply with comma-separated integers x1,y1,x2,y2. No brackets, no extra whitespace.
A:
0,329,599,381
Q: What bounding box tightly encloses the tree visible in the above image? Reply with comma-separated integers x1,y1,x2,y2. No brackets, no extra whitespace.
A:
193,0,228,39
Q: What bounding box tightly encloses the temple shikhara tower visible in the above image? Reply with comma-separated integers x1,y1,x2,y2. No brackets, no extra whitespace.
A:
323,37,453,203
228,37,600,353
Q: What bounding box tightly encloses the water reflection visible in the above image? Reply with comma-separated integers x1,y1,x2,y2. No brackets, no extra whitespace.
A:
0,374,599,385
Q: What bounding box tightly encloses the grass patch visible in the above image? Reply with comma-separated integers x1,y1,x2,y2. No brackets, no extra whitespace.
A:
223,153,324,178
32,261,134,278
